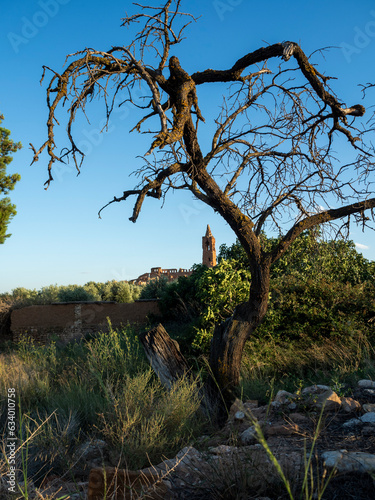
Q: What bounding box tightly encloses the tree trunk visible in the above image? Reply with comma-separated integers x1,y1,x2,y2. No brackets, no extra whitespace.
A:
139,323,190,389
206,260,271,418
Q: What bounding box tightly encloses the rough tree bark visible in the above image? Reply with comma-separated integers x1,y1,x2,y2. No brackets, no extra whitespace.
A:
139,324,191,389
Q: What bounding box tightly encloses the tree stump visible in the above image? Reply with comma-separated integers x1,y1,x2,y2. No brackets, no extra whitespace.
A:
139,324,190,389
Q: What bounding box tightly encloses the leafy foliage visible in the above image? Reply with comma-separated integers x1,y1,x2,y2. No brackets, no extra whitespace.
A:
0,114,21,243
219,230,375,285
259,278,375,342
0,280,142,306
139,276,170,300
192,260,252,350
57,284,101,302
218,233,375,346
151,232,375,351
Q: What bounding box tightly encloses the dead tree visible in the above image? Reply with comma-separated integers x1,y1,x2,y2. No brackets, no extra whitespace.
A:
32,1,375,415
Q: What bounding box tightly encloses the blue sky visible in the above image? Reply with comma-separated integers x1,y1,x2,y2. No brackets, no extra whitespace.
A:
1,0,375,293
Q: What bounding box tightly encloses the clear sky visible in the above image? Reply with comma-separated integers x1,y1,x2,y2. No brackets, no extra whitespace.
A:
1,0,375,293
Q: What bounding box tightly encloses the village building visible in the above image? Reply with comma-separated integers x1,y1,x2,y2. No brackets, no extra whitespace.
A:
132,225,216,285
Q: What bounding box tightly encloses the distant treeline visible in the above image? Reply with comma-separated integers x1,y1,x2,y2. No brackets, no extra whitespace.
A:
0,280,142,306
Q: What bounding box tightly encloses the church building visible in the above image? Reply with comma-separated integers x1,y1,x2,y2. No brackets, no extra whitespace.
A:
202,224,217,267
132,225,216,285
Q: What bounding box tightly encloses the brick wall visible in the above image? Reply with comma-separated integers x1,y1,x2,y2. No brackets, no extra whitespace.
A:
10,300,160,344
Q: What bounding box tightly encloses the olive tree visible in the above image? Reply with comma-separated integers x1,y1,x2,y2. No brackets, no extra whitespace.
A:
32,1,375,412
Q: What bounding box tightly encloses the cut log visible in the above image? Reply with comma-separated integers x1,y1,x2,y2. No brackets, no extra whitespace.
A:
139,323,190,389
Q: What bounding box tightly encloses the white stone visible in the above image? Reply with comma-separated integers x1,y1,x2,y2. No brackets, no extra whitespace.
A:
240,426,257,445
234,411,245,420
359,412,375,424
322,450,375,473
358,379,375,388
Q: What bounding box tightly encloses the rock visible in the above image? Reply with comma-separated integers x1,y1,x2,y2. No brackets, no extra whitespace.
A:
363,403,375,413
150,446,203,475
342,418,361,428
209,444,236,454
358,379,375,389
240,425,257,445
87,468,170,500
265,422,300,436
234,410,245,421
313,390,341,411
243,400,259,411
359,412,375,424
322,450,375,473
274,389,296,404
75,439,107,461
288,413,310,424
341,397,361,413
362,425,375,436
364,388,375,395
228,398,245,419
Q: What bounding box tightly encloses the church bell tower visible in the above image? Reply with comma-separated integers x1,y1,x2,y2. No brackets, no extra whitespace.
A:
202,225,217,267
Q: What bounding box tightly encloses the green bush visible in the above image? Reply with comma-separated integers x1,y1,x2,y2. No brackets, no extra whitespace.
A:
58,284,100,302
185,231,375,350
258,277,375,342
100,280,141,302
192,260,252,350
139,276,170,299
157,264,207,320
0,280,142,306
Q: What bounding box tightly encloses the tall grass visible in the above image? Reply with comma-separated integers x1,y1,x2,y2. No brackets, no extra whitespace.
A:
0,324,206,498
240,332,375,403
0,321,374,498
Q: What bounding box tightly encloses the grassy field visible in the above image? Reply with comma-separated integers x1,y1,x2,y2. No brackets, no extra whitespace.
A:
1,319,374,499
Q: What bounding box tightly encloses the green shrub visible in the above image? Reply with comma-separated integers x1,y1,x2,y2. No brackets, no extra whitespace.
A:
139,276,170,299
191,232,375,350
100,280,142,302
258,277,375,342
0,280,142,307
58,284,100,302
158,264,207,320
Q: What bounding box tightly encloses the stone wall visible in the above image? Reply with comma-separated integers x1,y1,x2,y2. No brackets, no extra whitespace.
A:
10,300,160,344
